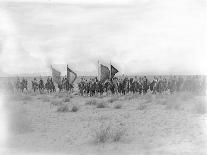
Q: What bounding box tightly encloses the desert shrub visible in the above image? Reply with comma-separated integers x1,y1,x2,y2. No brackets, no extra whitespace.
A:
114,104,122,109
94,125,111,144
41,97,50,102
57,104,69,112
108,96,119,103
94,123,126,144
137,103,147,110
124,93,138,100
85,99,98,106
111,127,126,142
64,97,70,102
96,102,107,108
50,100,63,108
71,105,78,112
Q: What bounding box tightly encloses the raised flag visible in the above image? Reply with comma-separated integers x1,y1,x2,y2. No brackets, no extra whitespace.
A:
111,65,118,79
100,64,110,82
51,66,61,85
67,65,77,84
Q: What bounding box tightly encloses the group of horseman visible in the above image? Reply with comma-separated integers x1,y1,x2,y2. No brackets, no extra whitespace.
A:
78,75,206,96
6,75,206,95
14,76,74,93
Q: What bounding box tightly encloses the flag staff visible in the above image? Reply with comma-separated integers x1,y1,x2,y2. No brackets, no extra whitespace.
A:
109,60,111,80
98,60,100,81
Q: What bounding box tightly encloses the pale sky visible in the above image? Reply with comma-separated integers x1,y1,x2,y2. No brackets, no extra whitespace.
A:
0,0,206,76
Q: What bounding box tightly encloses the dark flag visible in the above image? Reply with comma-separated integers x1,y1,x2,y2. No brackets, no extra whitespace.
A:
111,65,118,79
100,64,110,82
67,65,77,84
51,66,61,85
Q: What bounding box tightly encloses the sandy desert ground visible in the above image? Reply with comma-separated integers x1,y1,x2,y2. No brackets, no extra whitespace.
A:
0,90,207,155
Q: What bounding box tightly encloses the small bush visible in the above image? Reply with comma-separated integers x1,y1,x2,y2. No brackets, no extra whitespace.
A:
71,105,78,112
64,97,70,102
111,128,126,142
94,125,111,144
57,104,69,112
50,100,63,108
114,104,122,109
96,102,107,108
85,99,98,106
108,97,119,103
41,97,50,102
137,104,147,110
94,123,126,144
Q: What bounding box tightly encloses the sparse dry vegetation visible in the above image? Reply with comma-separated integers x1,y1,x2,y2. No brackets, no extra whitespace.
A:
111,127,126,142
114,104,122,109
64,97,70,102
137,103,147,110
85,99,98,105
96,102,107,108
108,96,119,103
94,125,111,143
57,104,69,112
71,105,78,112
50,100,63,108
94,123,126,144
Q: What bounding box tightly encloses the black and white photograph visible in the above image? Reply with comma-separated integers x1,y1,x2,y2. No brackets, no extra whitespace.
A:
0,0,206,154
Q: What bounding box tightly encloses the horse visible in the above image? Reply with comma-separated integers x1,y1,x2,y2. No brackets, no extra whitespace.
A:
38,81,45,93
32,81,39,92
20,80,28,93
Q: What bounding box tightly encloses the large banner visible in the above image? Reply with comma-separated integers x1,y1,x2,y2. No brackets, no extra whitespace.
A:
51,66,61,85
111,64,118,79
67,65,77,84
100,64,110,82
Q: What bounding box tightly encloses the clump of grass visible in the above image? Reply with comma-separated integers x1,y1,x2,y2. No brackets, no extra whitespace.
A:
124,93,138,100
71,105,78,112
94,125,111,144
50,100,63,108
64,97,70,102
85,99,98,106
94,123,126,144
96,102,107,108
114,104,122,109
111,127,126,142
41,96,50,102
108,96,119,103
57,104,69,112
137,103,147,110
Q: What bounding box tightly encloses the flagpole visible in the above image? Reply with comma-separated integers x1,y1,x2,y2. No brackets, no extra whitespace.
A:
110,61,111,80
98,60,100,81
